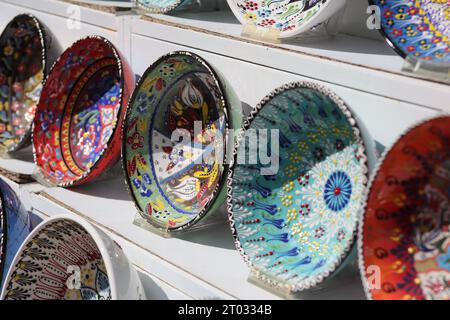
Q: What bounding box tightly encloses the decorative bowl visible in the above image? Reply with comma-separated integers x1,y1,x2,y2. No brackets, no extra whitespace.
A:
123,51,242,232
226,0,346,39
369,0,449,63
0,14,55,153
359,115,450,300
33,36,134,187
0,178,32,291
136,0,193,13
227,82,374,292
1,215,146,300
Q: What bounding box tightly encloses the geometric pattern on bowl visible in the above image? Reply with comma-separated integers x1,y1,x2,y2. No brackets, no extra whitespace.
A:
32,36,134,187
123,51,241,232
0,14,48,152
359,115,450,300
226,0,346,39
370,0,450,63
228,82,370,292
136,0,193,13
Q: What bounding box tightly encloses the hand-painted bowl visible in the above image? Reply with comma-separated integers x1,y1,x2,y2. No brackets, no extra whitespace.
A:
359,115,450,300
123,51,242,232
369,0,449,63
0,14,55,153
33,36,134,187
0,178,32,291
136,0,193,13
1,215,146,300
226,0,346,39
227,82,375,292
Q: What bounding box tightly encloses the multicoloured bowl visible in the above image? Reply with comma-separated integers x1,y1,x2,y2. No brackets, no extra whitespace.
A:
0,14,55,153
33,36,134,187
226,0,346,39
0,178,32,291
123,51,242,233
136,0,193,13
359,115,450,300
227,82,375,292
370,0,449,63
1,215,146,300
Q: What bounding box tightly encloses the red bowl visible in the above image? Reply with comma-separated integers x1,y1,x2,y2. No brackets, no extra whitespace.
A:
33,36,134,186
359,115,450,300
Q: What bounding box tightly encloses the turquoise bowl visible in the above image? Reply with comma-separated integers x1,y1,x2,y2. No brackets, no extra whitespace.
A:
136,0,193,13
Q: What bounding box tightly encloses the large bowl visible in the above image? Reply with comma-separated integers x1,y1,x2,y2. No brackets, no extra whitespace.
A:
369,0,449,63
0,178,32,291
123,51,242,232
359,115,450,300
226,0,346,39
227,82,374,292
33,36,134,187
0,14,56,153
136,0,193,13
1,215,146,300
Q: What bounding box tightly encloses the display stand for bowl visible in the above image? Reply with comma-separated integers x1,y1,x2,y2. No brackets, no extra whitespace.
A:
401,57,450,84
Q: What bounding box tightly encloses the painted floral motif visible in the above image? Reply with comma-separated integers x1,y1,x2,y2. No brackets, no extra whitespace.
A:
229,84,369,291
136,0,193,13
361,116,450,300
0,15,46,152
372,0,450,62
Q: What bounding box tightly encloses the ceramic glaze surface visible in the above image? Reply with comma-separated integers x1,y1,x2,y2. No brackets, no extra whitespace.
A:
3,219,111,300
229,84,369,291
33,37,133,187
124,52,230,231
0,179,32,290
136,0,192,13
0,15,45,152
371,0,450,62
361,116,450,300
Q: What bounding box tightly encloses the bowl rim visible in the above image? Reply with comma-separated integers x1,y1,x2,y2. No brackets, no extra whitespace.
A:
357,113,450,300
136,0,186,14
122,50,235,232
32,35,127,187
0,13,48,153
0,181,8,285
0,214,121,300
227,81,370,292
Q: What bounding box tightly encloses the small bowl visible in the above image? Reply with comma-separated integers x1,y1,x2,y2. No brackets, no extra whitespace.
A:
226,0,346,39
0,14,56,153
136,0,193,13
33,36,134,187
228,82,374,292
359,115,450,300
1,215,146,300
123,51,242,232
369,0,449,63
0,178,32,291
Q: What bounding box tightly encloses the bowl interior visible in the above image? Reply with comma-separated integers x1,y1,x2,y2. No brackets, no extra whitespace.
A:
3,219,111,300
362,117,450,300
124,53,228,230
33,37,122,185
0,15,45,152
230,85,368,290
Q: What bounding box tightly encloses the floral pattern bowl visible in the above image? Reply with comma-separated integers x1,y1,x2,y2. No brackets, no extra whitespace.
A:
370,0,449,63
0,178,32,291
33,36,134,187
0,215,146,300
136,0,193,13
227,82,375,292
123,51,242,232
0,14,56,153
226,0,346,39
359,115,450,300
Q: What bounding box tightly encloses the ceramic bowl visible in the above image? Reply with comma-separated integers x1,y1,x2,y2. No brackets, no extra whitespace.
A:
136,0,193,13
123,51,242,232
226,0,346,39
227,82,375,292
359,115,450,300
0,178,32,291
33,36,134,187
1,215,146,300
369,0,449,63
0,14,56,153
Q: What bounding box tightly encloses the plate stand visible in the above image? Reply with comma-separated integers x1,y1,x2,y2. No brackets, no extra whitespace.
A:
402,56,450,84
